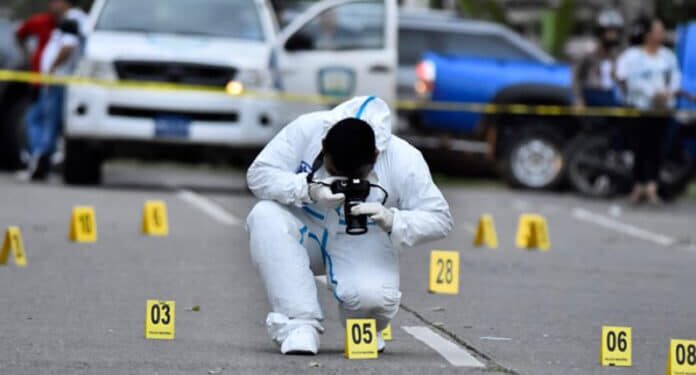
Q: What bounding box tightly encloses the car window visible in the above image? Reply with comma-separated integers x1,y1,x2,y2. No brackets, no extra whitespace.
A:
399,27,537,65
96,0,265,41
286,1,385,52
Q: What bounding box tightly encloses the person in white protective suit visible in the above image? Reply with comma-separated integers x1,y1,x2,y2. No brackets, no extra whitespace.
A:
246,96,453,355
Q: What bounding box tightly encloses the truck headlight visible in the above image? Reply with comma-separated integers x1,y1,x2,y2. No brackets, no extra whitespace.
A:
235,69,271,89
225,80,245,96
75,59,117,81
415,60,436,98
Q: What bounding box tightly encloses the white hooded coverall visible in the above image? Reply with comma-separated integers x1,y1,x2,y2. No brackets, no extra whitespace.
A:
246,96,453,344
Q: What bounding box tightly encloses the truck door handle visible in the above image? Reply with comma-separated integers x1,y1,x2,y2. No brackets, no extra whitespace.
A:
369,64,391,74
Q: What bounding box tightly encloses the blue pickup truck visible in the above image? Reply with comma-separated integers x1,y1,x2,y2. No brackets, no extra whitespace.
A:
406,17,695,194
403,15,575,190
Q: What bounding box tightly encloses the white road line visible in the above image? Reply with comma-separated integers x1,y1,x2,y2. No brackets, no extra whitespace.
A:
402,326,485,368
177,189,241,226
480,336,512,341
572,208,676,247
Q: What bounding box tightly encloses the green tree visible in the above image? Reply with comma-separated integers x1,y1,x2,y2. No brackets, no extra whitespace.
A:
456,0,574,58
430,0,445,9
457,0,508,26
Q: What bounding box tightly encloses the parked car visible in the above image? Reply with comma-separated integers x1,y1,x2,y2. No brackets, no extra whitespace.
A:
64,0,397,184
0,18,32,171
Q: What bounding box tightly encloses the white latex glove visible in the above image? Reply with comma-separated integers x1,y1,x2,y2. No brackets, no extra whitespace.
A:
308,177,345,209
351,202,394,233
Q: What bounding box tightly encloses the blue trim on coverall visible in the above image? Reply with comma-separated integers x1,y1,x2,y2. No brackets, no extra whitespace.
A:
307,229,343,303
302,206,325,220
355,96,376,119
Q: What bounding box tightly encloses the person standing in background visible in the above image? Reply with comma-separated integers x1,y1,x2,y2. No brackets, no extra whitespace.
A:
616,17,681,205
573,9,625,108
22,0,86,181
15,11,56,77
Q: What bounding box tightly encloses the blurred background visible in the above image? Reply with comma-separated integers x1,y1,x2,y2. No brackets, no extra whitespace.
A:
1,0,695,202
2,4,695,374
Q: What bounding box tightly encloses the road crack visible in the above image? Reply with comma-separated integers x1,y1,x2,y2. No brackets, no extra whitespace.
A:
400,303,519,374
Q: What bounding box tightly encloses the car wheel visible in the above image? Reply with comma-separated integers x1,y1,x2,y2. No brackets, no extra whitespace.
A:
63,139,102,185
502,127,565,190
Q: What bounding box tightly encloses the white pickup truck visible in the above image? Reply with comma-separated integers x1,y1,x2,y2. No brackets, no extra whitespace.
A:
64,0,397,184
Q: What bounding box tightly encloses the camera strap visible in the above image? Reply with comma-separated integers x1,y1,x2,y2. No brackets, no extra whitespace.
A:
305,151,325,184
370,183,389,205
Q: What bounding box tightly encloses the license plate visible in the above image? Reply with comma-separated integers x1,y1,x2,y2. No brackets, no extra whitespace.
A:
154,115,191,139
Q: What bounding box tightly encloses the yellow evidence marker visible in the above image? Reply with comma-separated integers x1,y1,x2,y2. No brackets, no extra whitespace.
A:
515,214,550,251
473,214,498,249
666,339,696,375
0,226,27,267
145,300,175,340
600,326,632,367
345,319,378,359
382,324,393,341
68,206,97,243
428,250,460,294
142,200,169,236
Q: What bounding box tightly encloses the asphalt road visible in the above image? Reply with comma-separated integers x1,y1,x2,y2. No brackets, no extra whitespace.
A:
1,162,695,375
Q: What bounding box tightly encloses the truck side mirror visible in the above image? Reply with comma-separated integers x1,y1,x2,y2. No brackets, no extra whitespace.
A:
285,33,314,52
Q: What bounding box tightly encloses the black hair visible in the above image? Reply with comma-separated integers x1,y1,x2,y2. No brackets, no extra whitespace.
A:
323,118,377,175
58,19,79,35
629,15,660,46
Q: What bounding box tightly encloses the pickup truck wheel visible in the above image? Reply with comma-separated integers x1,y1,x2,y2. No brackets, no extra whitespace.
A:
63,139,102,185
502,127,565,190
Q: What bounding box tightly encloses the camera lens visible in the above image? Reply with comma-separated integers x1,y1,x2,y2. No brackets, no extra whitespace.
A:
345,201,368,235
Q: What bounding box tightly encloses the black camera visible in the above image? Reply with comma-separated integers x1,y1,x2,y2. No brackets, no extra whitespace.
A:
330,179,371,235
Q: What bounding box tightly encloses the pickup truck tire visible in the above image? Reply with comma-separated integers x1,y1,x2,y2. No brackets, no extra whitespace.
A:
501,126,565,190
63,139,102,185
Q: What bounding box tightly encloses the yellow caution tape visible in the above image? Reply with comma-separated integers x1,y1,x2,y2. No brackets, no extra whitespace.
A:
0,69,688,118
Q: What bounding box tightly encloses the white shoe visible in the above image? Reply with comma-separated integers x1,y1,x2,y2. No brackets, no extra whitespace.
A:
377,333,386,353
280,325,320,355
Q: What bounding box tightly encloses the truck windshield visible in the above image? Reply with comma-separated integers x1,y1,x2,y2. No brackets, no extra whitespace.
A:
96,0,265,41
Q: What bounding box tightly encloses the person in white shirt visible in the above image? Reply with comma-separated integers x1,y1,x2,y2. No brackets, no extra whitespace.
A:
615,17,681,205
23,0,86,180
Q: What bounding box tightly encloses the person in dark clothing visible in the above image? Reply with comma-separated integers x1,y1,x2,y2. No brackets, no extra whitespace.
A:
573,9,625,108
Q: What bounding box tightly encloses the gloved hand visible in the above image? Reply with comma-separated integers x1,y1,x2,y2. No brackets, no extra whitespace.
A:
308,177,345,209
351,202,394,233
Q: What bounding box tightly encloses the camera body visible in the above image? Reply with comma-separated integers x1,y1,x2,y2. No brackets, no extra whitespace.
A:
330,179,371,235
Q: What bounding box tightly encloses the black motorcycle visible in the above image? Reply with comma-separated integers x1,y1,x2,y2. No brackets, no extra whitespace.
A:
566,119,696,201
